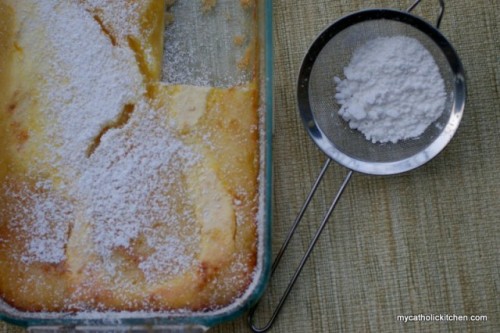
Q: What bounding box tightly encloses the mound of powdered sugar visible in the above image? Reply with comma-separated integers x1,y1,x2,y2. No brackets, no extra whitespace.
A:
334,36,447,143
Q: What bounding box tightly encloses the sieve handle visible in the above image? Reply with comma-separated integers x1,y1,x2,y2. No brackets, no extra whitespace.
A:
248,159,353,332
407,0,445,29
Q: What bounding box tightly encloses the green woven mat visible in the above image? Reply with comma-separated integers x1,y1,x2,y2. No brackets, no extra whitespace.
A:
2,0,499,332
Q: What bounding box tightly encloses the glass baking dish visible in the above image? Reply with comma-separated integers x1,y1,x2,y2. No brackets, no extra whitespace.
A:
0,0,272,331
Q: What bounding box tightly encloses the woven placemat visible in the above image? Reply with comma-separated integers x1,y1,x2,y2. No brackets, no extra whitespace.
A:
2,0,499,332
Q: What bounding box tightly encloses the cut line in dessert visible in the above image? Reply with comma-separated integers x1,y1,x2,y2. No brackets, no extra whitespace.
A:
91,14,117,46
86,103,135,157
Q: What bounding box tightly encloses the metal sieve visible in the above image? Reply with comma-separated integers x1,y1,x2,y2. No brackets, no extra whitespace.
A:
249,0,465,331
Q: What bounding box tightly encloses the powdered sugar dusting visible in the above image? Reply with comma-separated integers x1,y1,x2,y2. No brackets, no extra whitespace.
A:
3,180,73,264
77,101,201,277
78,0,141,41
35,1,144,174
1,0,263,313
138,236,198,282
4,1,202,279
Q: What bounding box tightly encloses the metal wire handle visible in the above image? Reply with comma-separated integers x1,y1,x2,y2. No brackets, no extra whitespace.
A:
408,0,445,28
248,159,353,333
247,1,445,331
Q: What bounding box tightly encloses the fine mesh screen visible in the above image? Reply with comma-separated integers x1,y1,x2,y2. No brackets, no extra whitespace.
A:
308,19,455,164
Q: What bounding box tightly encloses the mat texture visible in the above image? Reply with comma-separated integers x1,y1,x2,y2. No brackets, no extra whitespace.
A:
2,0,499,332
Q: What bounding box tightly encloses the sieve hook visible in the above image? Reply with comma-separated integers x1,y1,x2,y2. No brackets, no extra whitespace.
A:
248,159,353,332
407,0,445,29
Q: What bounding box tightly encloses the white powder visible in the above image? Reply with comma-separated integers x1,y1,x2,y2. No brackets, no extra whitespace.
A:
334,36,447,143
78,0,141,40
37,1,144,174
4,1,202,279
77,101,201,277
3,180,73,264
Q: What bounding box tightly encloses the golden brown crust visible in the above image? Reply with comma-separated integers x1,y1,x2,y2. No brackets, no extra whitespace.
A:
0,0,259,312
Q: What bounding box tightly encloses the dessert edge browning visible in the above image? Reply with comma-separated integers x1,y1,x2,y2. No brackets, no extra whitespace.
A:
0,0,260,312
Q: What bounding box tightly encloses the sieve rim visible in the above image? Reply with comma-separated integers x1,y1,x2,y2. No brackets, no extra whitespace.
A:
297,8,466,175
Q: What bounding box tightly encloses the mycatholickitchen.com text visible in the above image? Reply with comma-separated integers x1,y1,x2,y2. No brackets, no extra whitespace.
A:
397,314,488,323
